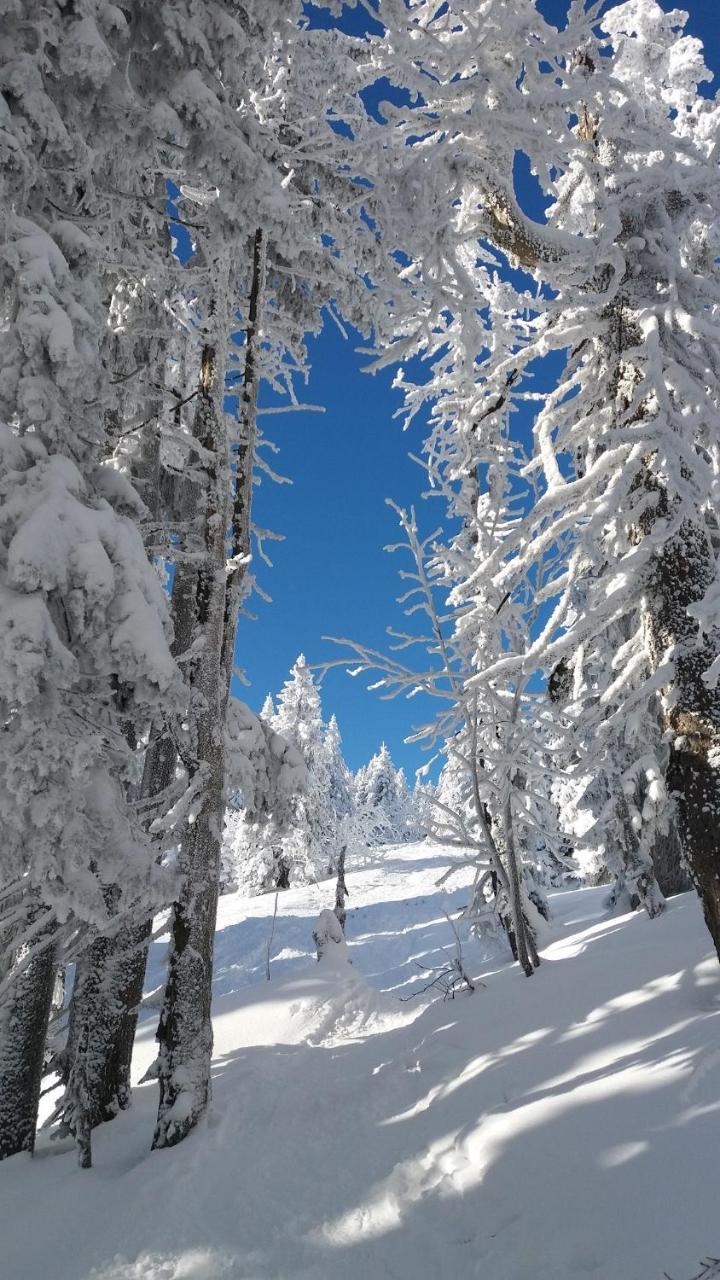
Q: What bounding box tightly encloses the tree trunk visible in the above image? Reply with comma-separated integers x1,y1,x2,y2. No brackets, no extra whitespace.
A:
646,519,720,960
503,796,535,978
153,232,267,1146
153,338,229,1149
56,382,192,1149
95,425,204,1106
221,227,265,690
275,853,291,891
334,846,348,933
57,721,181,1148
61,929,114,1168
651,820,691,898
605,792,666,919
668,732,720,956
59,913,157,1166
0,918,56,1160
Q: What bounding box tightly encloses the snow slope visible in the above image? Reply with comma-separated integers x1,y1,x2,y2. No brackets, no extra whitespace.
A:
2,842,719,1280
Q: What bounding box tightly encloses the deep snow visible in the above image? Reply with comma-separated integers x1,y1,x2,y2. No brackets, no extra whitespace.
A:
2,841,719,1280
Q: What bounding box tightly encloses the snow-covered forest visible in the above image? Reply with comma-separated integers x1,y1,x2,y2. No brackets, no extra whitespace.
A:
1,2,720,1277
222,654,427,893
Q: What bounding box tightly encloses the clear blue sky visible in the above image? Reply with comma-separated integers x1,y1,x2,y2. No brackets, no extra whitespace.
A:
235,0,720,779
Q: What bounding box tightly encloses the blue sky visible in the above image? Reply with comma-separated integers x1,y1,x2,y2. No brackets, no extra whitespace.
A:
235,0,720,779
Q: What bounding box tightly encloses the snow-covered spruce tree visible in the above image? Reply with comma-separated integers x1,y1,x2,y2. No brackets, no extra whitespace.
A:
53,199,199,1156
0,6,188,1162
451,1,720,954
324,714,355,838
222,702,306,894
326,503,547,976
34,8,227,1151
391,767,430,842
141,2,403,1146
0,270,181,1165
0,0,224,1159
264,655,353,885
549,639,688,910
356,743,406,845
269,655,327,884
319,712,367,875
71,1,378,1148
222,699,307,889
346,1,720,944
223,694,361,894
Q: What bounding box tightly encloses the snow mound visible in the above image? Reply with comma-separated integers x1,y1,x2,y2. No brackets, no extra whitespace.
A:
88,1250,238,1280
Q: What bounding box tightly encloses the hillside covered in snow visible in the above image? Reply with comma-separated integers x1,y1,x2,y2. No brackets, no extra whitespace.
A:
3,841,719,1280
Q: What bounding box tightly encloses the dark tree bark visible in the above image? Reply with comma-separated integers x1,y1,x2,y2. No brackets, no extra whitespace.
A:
56,362,192,1155
334,846,349,933
0,918,56,1160
153,341,229,1149
651,821,691,898
153,236,266,1148
221,227,265,690
647,519,720,959
57,689,184,1149
275,855,291,891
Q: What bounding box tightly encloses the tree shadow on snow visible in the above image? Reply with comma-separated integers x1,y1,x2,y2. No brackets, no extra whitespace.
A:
200,893,720,1280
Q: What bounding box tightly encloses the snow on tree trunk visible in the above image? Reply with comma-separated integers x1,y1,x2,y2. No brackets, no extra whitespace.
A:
275,853,291,891
59,910,158,1160
651,822,691,899
221,228,265,692
61,917,122,1169
96,739,180,1113
153,335,230,1150
334,846,348,933
313,909,346,962
502,795,536,979
80,488,207,1136
56,379,188,1150
647,520,720,958
0,912,56,1160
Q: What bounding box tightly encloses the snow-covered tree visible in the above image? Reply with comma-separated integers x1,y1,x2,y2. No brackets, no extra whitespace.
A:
222,700,307,892
135,2,390,1149
359,744,399,842
325,501,549,975
324,715,354,833
450,1,720,951
230,660,361,891
354,744,420,845
0,3,188,1163
332,0,720,961
269,655,330,881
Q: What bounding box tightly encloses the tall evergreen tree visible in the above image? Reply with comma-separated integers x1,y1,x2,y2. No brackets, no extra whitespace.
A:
0,1,185,1162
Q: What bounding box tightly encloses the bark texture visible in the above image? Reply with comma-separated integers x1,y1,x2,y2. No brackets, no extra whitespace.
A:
647,520,720,959
0,924,56,1160
153,340,229,1149
651,821,692,898
221,227,265,689
57,361,189,1152
334,846,349,933
503,796,536,978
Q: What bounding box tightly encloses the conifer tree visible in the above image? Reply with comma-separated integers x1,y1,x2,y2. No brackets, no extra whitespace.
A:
0,1,185,1162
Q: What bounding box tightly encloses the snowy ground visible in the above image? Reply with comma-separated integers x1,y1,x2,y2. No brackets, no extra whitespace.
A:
2,841,720,1280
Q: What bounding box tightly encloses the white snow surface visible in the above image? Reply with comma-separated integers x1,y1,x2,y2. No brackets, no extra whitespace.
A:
3,841,720,1280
